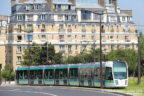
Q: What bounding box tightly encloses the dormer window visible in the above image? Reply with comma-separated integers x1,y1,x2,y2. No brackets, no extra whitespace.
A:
122,17,126,21
26,5,30,11
34,5,39,9
41,15,46,20
17,15,23,21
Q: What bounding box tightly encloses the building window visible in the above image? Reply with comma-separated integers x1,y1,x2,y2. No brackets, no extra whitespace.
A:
67,25,72,32
59,45,65,53
58,15,63,21
102,45,105,51
59,35,64,42
82,25,86,32
82,35,85,40
92,25,95,33
124,26,129,32
17,56,21,64
82,45,86,51
17,36,22,42
27,24,33,32
41,15,46,20
111,45,114,50
42,35,46,40
68,35,71,42
75,45,78,50
18,25,22,32
26,5,30,11
27,35,33,41
110,26,114,32
110,36,113,40
122,17,126,21
91,36,94,41
59,24,64,32
125,45,130,49
41,24,45,31
17,46,22,53
93,14,100,20
81,11,91,20
27,15,33,21
68,45,72,53
34,5,39,9
116,26,119,32
17,15,23,21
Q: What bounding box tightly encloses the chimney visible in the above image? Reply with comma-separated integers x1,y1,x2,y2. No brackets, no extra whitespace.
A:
46,0,53,10
19,0,29,3
11,0,16,7
98,0,106,8
69,0,76,5
109,0,117,9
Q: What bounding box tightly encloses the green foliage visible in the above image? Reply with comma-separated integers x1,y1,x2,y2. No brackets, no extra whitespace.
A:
107,48,137,76
22,43,63,66
1,64,14,81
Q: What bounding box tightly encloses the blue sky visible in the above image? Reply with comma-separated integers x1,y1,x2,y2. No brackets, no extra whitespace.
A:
0,0,144,26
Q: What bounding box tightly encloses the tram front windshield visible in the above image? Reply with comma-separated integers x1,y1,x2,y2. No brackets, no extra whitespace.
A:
113,62,127,79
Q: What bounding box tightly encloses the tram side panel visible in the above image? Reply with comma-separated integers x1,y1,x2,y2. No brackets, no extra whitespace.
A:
44,69,55,85
69,68,79,86
79,67,93,87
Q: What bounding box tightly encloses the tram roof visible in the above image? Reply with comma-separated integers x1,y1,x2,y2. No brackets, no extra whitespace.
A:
16,62,107,71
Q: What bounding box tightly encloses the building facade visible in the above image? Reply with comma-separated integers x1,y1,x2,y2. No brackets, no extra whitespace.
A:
0,0,138,70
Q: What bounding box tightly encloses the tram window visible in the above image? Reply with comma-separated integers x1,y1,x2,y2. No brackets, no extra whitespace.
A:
37,70,42,79
105,67,113,80
16,71,20,80
44,69,54,79
24,71,28,79
55,69,68,79
79,68,93,80
69,68,78,79
19,71,23,79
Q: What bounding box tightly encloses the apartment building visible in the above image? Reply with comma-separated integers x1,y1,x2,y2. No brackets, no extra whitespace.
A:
0,0,138,70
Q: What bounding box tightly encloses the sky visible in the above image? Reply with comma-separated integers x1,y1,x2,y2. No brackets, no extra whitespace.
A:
0,0,144,28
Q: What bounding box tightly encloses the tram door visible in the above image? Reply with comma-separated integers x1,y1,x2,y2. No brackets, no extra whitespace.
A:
30,70,42,85
79,68,93,87
93,67,105,87
16,71,19,84
55,69,68,85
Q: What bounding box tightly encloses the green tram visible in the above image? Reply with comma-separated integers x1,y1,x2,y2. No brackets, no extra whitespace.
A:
15,61,128,87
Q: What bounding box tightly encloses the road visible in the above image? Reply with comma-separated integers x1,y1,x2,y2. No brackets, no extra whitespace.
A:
0,86,129,96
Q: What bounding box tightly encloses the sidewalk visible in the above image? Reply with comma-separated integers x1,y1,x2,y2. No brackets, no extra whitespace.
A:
1,81,15,86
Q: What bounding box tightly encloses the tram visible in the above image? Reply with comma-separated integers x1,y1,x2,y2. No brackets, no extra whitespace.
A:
15,61,128,87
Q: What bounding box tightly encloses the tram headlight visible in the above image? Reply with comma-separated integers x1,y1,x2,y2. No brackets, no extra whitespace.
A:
115,80,118,85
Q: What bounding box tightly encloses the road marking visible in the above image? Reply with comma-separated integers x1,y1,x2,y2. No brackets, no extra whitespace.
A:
0,89,58,96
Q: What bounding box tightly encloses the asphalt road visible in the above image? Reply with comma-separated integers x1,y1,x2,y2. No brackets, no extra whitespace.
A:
0,86,127,96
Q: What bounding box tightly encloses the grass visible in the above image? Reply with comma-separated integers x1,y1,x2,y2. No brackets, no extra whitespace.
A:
108,77,144,96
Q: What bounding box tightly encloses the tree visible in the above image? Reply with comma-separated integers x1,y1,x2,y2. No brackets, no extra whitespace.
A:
107,48,137,76
22,43,63,66
1,64,15,83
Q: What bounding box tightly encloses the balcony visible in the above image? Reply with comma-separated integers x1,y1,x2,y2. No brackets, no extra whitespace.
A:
59,29,65,32
16,62,21,65
92,29,96,33
125,39,130,42
60,39,65,42
41,28,46,32
67,29,72,32
82,29,86,32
